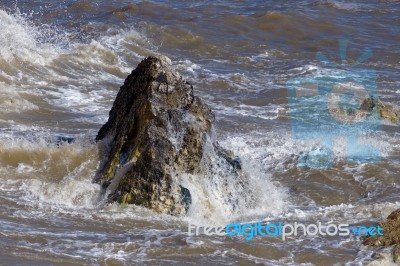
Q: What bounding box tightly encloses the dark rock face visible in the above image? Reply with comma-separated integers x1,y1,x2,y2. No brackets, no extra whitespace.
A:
95,55,240,215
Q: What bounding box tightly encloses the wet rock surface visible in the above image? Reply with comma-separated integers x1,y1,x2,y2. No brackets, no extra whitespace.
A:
360,96,399,123
363,209,400,263
363,209,400,247
94,55,241,215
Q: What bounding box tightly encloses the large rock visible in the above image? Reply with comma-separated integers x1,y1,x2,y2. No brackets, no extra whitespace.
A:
363,209,400,263
360,96,398,123
94,55,241,215
363,209,400,247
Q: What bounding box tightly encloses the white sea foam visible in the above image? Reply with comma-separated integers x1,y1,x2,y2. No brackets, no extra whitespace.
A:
179,131,288,226
0,82,39,113
0,9,152,117
0,10,58,64
324,1,373,12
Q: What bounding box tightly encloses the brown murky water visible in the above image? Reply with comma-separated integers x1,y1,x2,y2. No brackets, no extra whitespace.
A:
0,1,399,265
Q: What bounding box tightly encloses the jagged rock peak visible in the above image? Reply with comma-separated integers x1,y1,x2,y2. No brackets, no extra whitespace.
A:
94,55,240,215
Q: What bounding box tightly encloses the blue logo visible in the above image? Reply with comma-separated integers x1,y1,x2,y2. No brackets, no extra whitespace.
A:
286,39,381,168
